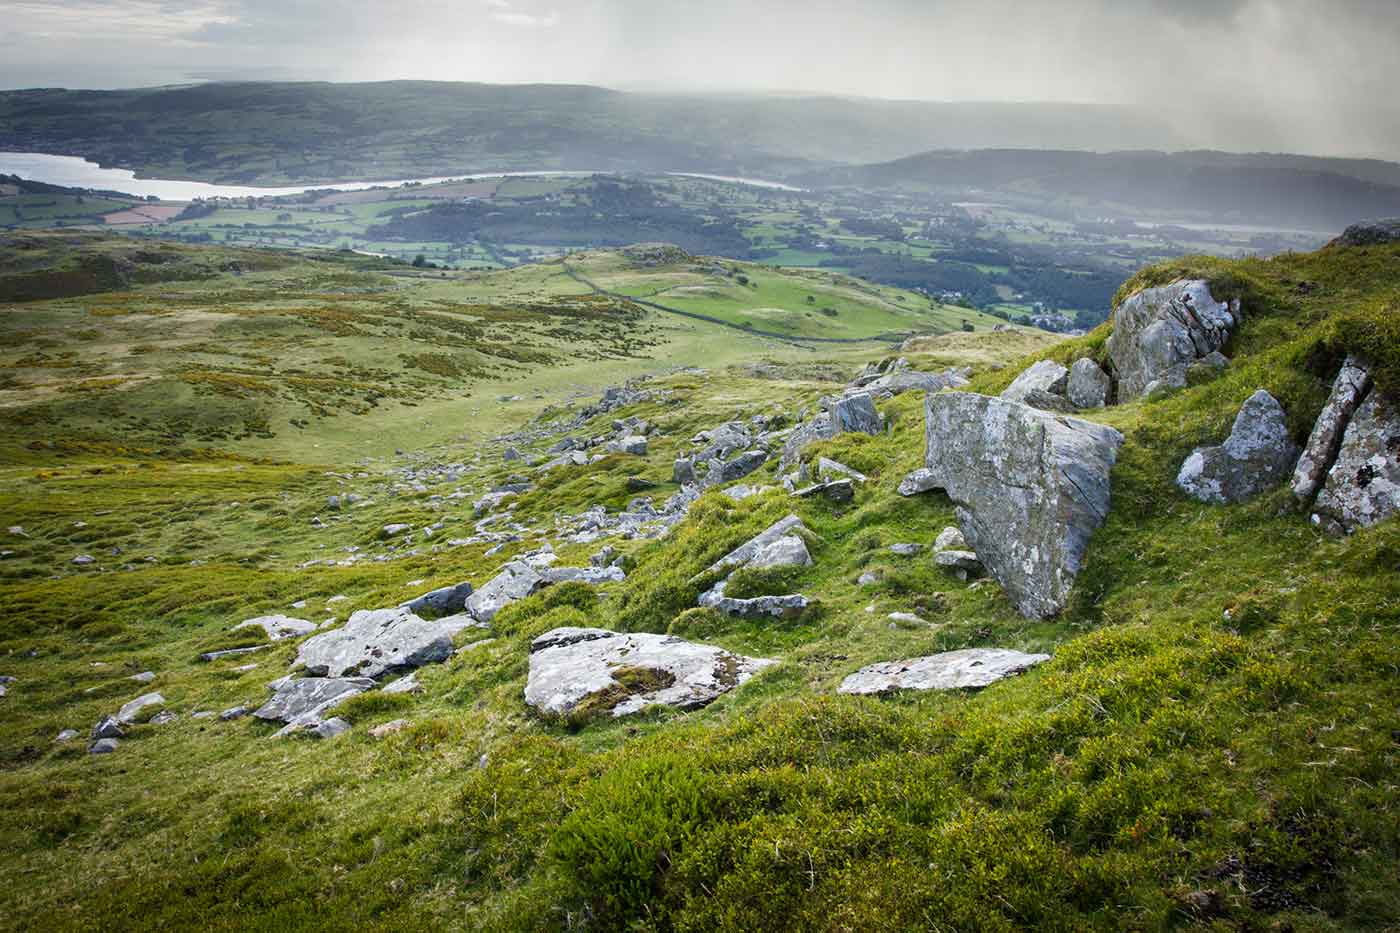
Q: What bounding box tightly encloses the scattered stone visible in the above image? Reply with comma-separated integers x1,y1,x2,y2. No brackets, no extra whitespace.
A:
402,581,475,618
91,717,125,740
888,543,922,556
857,570,881,586
254,676,374,728
748,535,812,570
307,718,351,739
381,672,422,695
1312,387,1400,533
1066,358,1111,409
200,645,270,662
89,738,120,754
924,392,1123,619
706,514,807,575
115,692,165,724
380,523,412,538
8,525,25,537
897,468,939,497
792,479,855,502
1107,279,1238,401
887,612,929,626
1018,388,1077,413
934,526,966,552
233,614,318,641
129,671,156,684
465,561,545,622
369,719,410,739
219,706,250,721
817,457,868,483
1001,360,1068,404
703,450,769,488
625,476,657,493
149,710,177,725
838,648,1051,695
72,555,96,566
55,729,79,743
1292,357,1372,502
607,435,648,456
935,549,985,580
525,627,774,718
296,607,483,679
540,566,626,585
1176,390,1300,503
673,458,696,485
503,447,521,462
699,581,809,618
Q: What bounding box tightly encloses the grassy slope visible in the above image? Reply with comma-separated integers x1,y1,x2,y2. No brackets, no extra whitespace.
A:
0,240,1397,930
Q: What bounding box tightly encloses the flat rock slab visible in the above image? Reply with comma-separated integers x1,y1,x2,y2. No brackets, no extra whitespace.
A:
1107,279,1237,401
706,514,807,575
838,648,1051,695
1001,360,1068,404
1176,390,1299,503
233,614,318,641
699,582,810,619
115,692,165,725
924,392,1123,619
540,566,626,585
254,676,374,728
525,627,774,718
295,607,483,679
465,561,544,623
402,581,475,617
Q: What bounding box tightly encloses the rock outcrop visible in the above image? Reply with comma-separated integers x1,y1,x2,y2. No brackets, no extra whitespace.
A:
295,607,483,679
1311,389,1400,533
780,393,882,466
1330,219,1400,247
253,676,374,731
1291,357,1372,501
706,514,808,576
1175,390,1300,504
1067,358,1111,409
524,627,774,718
923,392,1123,619
403,581,475,618
1001,360,1068,404
1107,280,1238,401
464,561,544,623
838,648,1051,695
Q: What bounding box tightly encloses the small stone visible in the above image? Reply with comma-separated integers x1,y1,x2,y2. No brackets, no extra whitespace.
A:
115,692,165,724
55,729,80,743
933,526,966,552
309,718,351,739
91,716,125,740
89,738,120,754
72,554,96,566
381,523,412,538
839,648,1051,695
857,570,881,586
369,719,410,739
897,468,939,497
887,612,929,626
935,549,985,580
129,671,156,684
219,706,250,721
888,543,921,556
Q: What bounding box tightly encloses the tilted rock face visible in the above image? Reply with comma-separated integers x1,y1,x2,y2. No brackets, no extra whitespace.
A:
402,581,475,618
1176,390,1300,504
1312,389,1400,533
465,561,544,623
924,392,1123,619
253,676,374,726
1107,280,1238,401
1067,358,1111,409
838,648,1051,695
1001,360,1068,404
1292,357,1373,501
706,514,808,575
780,393,882,466
747,534,812,570
295,606,483,679
524,627,774,718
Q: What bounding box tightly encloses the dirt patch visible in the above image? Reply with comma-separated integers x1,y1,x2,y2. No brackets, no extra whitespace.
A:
103,204,186,225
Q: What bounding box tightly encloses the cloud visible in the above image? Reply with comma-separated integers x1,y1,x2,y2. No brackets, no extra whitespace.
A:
486,1,561,28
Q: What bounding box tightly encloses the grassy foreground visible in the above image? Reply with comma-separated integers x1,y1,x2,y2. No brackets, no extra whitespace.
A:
0,237,1397,931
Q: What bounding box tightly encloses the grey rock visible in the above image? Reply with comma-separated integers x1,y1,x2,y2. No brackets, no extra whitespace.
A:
887,612,928,626
838,648,1051,695
1107,280,1238,401
865,367,968,396
888,543,922,556
1292,357,1372,502
233,614,318,641
924,391,1123,619
402,581,475,618
698,581,810,619
525,627,775,717
72,555,96,566
540,565,626,585
115,692,165,724
791,480,853,502
370,719,410,739
381,523,412,538
1312,387,1400,533
464,561,545,622
219,705,250,721
503,447,521,461
747,535,812,570
89,738,120,754
703,450,768,488
722,484,771,502
1067,358,1110,409
149,710,177,726
1019,388,1077,414
129,671,156,684
1001,360,1068,404
897,468,939,497
706,514,807,575
857,570,881,586
254,676,374,726
672,458,696,485
285,717,352,739
817,457,867,483
200,645,269,662
935,549,985,579
1176,390,1300,504
91,716,125,740
1331,218,1400,246
55,728,80,743
832,392,882,435
296,607,483,679
607,435,648,456
934,526,966,552
8,525,26,537
381,672,421,695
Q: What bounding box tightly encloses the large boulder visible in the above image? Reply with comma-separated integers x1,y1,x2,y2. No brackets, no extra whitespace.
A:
1291,357,1373,501
402,581,475,618
295,607,482,679
464,561,544,623
1067,358,1111,409
1001,360,1068,404
1107,280,1238,401
838,648,1051,695
1175,390,1300,504
923,392,1123,619
747,534,812,570
524,627,774,718
254,677,374,734
1311,388,1400,533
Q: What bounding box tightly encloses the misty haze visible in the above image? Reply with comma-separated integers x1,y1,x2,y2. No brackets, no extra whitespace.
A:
2,2,1399,931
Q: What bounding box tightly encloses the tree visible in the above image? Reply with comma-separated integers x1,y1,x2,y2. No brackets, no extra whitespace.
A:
412,254,427,268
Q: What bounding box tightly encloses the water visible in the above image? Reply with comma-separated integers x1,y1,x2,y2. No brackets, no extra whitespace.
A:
0,152,800,200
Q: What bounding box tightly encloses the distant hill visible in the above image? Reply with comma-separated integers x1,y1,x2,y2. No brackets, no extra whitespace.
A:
798,149,1400,230
0,81,1184,184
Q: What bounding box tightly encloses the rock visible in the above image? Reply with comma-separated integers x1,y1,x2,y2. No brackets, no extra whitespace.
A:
233,614,318,641
747,535,812,570
924,392,1123,619
791,479,854,502
381,672,421,695
91,717,125,740
464,561,545,622
839,649,1051,695
89,738,120,754
524,627,775,718
1312,388,1400,533
934,526,966,551
1106,280,1238,401
254,676,374,726
402,581,475,618
1292,357,1372,501
887,612,928,626
503,447,521,461
706,515,807,575
607,435,648,456
200,645,269,662
115,692,165,724
817,457,867,483
8,525,26,537
1018,388,1077,414
1001,360,1068,404
72,555,96,566
307,718,351,739
721,484,770,502
1176,390,1300,504
703,450,768,488
865,367,968,396
55,729,80,743
672,458,696,485
897,468,939,497
832,392,882,435
149,710,177,725
1187,350,1230,382
1066,358,1110,409
590,545,618,568
888,543,922,556
296,607,483,679
540,566,626,585
129,671,156,684
219,705,250,721
857,570,881,586
370,719,410,739
935,549,985,579
699,582,810,618
1331,218,1400,247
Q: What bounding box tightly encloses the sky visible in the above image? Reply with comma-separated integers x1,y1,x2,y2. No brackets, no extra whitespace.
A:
3,0,1399,158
